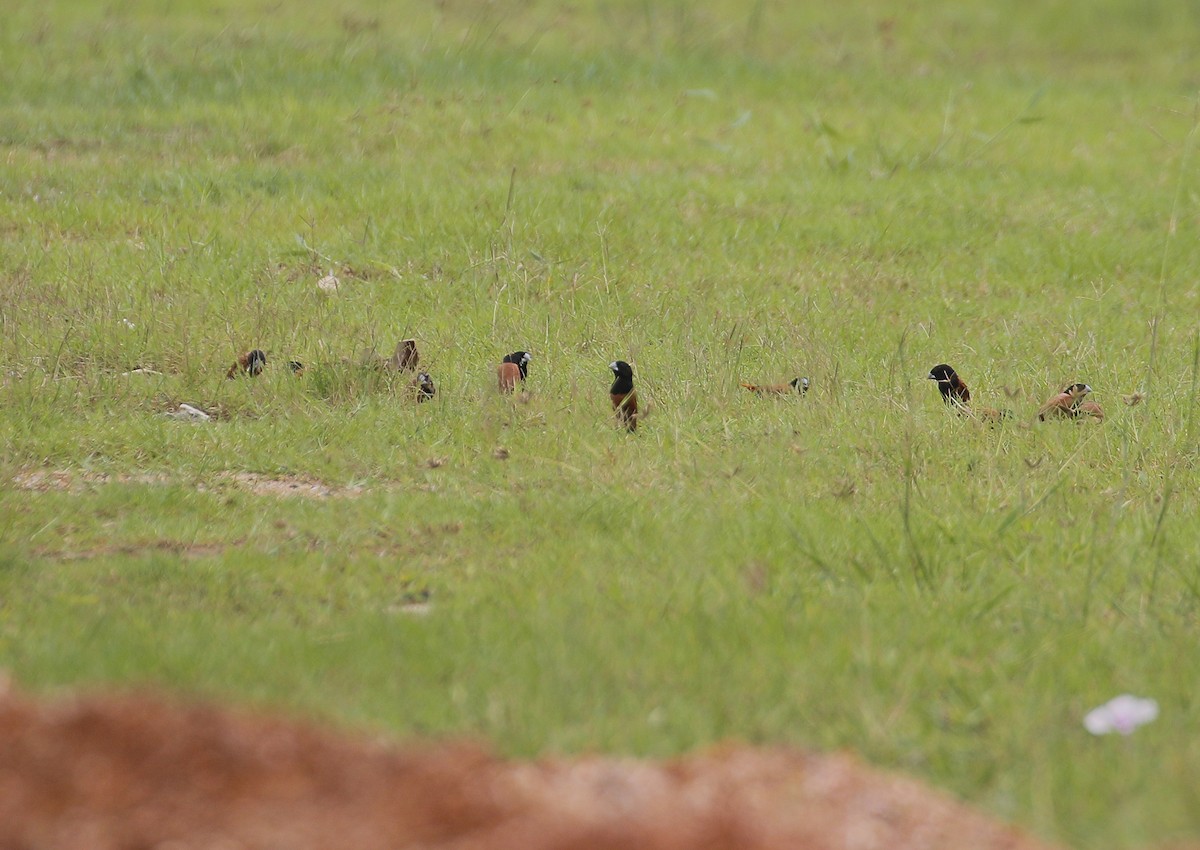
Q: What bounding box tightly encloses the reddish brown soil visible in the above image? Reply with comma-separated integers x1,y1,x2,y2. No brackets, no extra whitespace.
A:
0,683,1059,850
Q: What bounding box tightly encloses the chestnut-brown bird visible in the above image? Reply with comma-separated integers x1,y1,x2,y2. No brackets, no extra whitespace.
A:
1038,383,1096,421
227,349,267,379
609,360,638,432
392,339,420,371
973,406,1012,424
928,363,1010,422
497,351,531,393
411,371,436,403
1076,400,1105,421
741,377,809,395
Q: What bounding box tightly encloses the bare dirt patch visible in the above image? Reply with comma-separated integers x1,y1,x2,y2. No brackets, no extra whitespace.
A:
11,469,171,492
216,472,365,499
10,468,365,500
31,539,237,562
0,682,1059,850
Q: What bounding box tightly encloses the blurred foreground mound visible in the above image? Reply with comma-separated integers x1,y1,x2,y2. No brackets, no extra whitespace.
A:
0,682,1056,850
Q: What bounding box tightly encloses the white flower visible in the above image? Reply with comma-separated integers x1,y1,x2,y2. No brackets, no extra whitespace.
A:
1084,694,1158,736
121,319,136,329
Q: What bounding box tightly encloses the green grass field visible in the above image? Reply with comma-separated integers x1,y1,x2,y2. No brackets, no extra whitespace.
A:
4,0,1200,846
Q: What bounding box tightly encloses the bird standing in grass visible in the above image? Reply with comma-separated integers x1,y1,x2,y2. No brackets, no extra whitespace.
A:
227,349,267,379
411,371,436,403
1039,383,1101,421
927,363,1010,422
1076,400,1105,421
741,377,809,395
392,339,420,371
497,351,531,393
928,364,971,408
609,360,638,432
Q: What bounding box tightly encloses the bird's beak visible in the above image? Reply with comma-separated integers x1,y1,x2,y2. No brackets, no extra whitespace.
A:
609,362,618,371
926,373,937,380
1084,385,1093,394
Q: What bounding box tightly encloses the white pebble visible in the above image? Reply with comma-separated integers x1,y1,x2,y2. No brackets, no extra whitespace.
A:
165,403,211,422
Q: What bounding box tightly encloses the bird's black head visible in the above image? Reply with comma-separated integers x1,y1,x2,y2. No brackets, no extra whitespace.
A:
927,363,958,385
288,360,305,375
1064,382,1092,398
247,349,267,376
609,360,634,394
790,377,810,393
927,363,962,403
506,351,531,380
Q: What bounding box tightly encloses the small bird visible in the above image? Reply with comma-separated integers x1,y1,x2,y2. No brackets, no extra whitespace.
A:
288,360,305,376
360,339,420,372
741,377,809,395
227,349,267,379
928,363,1010,422
609,360,638,432
974,406,1012,424
497,351,531,393
411,371,436,403
392,339,420,372
1038,383,1097,421
1076,400,1105,421
927,364,971,408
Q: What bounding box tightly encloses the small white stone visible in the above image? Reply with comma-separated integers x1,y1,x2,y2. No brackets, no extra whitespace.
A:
165,403,211,422
317,273,340,295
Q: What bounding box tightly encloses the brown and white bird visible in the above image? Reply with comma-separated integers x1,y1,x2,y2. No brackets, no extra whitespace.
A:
227,349,267,379
411,371,436,403
1038,383,1097,421
741,377,809,395
497,351,531,393
609,360,638,432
